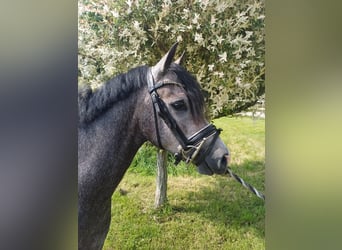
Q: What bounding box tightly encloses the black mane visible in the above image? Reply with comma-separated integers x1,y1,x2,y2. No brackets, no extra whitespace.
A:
78,64,205,126
78,66,149,125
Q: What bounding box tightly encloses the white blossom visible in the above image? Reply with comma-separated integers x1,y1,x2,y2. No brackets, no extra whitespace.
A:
215,2,228,13
219,52,227,62
194,32,203,44
126,0,132,7
133,21,141,30
111,9,119,18
217,35,224,44
211,15,217,25
192,13,200,24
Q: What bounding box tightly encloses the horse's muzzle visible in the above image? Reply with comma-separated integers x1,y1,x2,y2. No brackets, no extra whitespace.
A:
197,153,230,176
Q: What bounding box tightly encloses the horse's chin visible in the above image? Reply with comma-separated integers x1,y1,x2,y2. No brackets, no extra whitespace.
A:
197,162,214,175
197,155,228,176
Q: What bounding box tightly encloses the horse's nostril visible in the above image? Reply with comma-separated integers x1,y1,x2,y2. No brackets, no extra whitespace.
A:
225,154,230,165
219,154,229,168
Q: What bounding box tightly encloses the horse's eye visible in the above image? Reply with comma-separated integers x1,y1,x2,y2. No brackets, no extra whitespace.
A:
171,100,187,111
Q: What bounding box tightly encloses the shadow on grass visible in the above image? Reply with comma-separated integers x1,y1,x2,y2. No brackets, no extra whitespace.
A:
167,160,265,238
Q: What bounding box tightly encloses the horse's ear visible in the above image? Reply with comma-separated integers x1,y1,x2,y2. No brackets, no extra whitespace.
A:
174,51,185,65
151,42,178,80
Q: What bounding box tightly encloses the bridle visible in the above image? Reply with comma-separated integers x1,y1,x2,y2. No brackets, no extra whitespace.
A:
147,69,222,165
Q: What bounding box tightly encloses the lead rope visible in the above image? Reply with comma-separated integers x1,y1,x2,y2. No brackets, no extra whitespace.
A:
225,167,265,201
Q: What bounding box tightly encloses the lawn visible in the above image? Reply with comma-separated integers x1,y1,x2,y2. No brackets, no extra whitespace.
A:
104,116,265,249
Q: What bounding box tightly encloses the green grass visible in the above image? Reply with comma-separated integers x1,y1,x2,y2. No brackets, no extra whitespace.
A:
104,116,265,249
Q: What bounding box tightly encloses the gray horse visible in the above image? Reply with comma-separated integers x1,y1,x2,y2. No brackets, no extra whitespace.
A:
78,43,230,250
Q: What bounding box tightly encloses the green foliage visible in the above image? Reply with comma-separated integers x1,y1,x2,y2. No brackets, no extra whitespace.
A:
78,0,265,118
129,142,201,177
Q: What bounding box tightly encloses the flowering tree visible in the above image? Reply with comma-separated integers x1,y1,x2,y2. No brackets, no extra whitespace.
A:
78,0,265,118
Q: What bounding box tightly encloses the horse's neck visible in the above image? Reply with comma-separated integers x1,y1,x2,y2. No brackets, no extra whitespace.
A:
106,97,145,168
78,87,149,250
79,90,146,198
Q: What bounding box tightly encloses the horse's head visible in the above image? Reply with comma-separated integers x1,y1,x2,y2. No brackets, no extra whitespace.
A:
142,43,229,175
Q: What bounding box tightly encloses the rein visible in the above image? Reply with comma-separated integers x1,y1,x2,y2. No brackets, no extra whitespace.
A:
147,69,221,165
